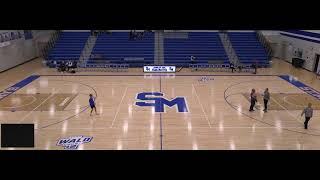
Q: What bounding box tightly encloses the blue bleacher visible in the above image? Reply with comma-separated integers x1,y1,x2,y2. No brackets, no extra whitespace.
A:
228,32,270,66
46,32,90,61
164,32,229,67
46,31,270,69
89,32,154,67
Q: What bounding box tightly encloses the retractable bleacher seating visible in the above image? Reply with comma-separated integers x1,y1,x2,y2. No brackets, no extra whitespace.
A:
164,32,229,67
47,32,90,62
228,32,270,67
89,32,154,67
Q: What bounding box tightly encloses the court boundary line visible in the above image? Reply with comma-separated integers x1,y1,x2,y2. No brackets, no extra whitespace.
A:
223,79,320,136
0,75,40,101
279,75,320,100
159,76,163,150
192,84,212,128
5,74,320,149
225,93,320,136
110,86,128,128
270,96,304,124
38,80,98,129
2,74,313,130
39,126,305,130
40,74,284,77
0,95,37,109
283,96,306,108
19,89,59,123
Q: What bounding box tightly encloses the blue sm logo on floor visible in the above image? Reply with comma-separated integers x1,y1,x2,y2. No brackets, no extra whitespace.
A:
135,92,188,113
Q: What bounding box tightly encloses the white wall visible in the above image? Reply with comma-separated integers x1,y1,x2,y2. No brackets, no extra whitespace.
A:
260,31,282,59
261,31,281,43
279,32,320,71
32,30,56,57
62,30,90,32
260,30,320,72
0,38,36,72
261,31,280,36
0,30,55,72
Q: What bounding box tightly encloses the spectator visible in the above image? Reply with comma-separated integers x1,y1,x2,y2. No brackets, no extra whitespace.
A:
252,60,258,74
72,61,78,69
230,62,235,73
263,88,270,112
191,56,196,64
238,65,242,72
59,61,66,72
249,89,257,112
66,61,73,72
301,103,313,129
11,32,14,40
132,30,137,40
140,32,145,39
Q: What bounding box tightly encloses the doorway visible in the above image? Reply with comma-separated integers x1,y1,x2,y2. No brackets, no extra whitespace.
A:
314,54,320,73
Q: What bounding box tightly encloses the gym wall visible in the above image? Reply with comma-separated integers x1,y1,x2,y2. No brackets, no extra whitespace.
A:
262,30,320,72
0,30,54,73
280,30,320,72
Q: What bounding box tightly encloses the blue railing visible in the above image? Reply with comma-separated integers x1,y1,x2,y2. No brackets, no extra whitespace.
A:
78,63,129,72
189,63,257,72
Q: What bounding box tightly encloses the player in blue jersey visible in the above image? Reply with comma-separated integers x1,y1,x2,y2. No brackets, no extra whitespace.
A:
89,94,98,116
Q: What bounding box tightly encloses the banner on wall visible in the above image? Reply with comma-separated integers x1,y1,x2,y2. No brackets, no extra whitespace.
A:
0,31,24,43
0,41,11,48
143,66,176,73
0,32,10,42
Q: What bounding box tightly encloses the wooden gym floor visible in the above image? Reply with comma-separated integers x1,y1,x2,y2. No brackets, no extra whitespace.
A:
1,58,320,150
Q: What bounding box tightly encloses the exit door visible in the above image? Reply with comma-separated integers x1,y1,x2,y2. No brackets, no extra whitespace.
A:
314,54,320,73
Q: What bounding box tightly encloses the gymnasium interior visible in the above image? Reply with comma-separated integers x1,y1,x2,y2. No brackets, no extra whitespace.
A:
1,30,320,150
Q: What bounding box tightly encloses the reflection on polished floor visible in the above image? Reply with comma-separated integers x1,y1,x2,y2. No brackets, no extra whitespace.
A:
1,58,320,150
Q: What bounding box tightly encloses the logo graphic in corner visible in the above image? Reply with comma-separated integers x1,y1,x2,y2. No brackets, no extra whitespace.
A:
135,92,188,113
56,136,93,150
